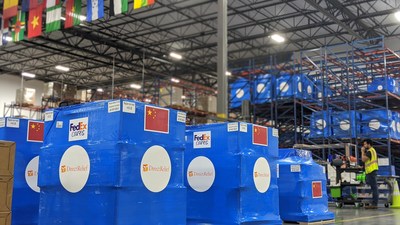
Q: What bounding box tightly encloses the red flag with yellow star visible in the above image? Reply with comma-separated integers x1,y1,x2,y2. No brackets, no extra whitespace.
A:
144,105,169,133
28,6,43,38
252,124,268,146
27,121,44,142
312,181,322,198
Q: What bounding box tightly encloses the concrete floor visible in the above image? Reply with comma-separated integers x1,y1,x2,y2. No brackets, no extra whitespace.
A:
283,207,400,225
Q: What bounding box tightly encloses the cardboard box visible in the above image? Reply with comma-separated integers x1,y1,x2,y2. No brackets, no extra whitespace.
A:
0,212,11,225
159,86,183,107
0,177,13,212
196,95,217,113
15,88,36,105
0,142,15,177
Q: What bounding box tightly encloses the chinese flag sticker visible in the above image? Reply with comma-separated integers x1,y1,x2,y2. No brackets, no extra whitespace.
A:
144,105,169,133
253,124,268,146
27,121,44,142
312,181,323,198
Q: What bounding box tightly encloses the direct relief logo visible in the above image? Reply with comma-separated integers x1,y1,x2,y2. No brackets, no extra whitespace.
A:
60,164,89,173
61,165,67,173
142,164,149,172
187,156,215,192
25,156,40,193
69,117,88,141
193,131,211,149
27,170,34,177
253,157,271,193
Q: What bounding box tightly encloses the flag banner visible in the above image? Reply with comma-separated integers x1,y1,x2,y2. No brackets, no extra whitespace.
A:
87,0,104,22
110,0,128,16
312,181,323,198
0,18,10,46
22,0,45,11
27,121,44,142
11,10,26,42
3,0,19,19
252,124,268,146
134,0,155,9
28,6,43,38
144,105,169,133
46,0,62,32
65,0,82,28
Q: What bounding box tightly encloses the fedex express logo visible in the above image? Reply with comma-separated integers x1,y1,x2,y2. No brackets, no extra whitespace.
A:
193,131,211,149
69,117,88,141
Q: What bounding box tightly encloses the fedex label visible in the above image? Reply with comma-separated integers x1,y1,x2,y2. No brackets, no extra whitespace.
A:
69,117,88,141
193,131,211,149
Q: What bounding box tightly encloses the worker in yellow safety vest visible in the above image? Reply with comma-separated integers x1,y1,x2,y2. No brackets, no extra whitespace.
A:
361,139,379,209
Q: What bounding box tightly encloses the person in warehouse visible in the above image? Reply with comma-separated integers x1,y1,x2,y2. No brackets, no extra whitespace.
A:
361,139,379,209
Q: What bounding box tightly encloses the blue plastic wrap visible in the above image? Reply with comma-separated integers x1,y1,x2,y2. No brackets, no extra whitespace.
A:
38,100,186,225
301,75,314,100
393,112,400,140
360,109,394,139
275,74,301,99
331,111,361,138
278,149,334,223
367,77,399,94
185,123,281,225
253,74,274,104
230,77,251,108
314,80,333,99
0,118,42,225
309,111,332,138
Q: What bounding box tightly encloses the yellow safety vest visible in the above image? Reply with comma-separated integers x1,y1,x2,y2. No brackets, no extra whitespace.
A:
365,147,379,174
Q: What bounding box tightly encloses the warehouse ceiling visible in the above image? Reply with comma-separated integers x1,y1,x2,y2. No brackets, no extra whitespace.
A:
0,0,400,90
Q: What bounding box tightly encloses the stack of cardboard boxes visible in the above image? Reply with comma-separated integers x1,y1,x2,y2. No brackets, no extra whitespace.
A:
0,142,15,225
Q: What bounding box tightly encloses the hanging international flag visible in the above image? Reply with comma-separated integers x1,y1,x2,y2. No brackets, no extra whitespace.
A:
10,11,26,42
144,105,169,133
87,0,104,22
46,0,62,33
312,181,323,198
27,121,44,142
65,0,82,28
3,0,19,19
252,124,268,146
134,0,155,9
28,5,43,38
22,0,45,11
0,18,10,46
110,0,128,16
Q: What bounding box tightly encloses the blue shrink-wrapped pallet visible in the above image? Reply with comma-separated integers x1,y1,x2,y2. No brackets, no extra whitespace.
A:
278,149,334,223
38,100,186,225
360,109,394,139
378,165,396,176
185,122,281,225
253,74,274,104
230,77,251,108
0,117,43,225
275,74,301,99
309,111,332,138
367,77,399,95
331,111,361,138
393,112,400,140
314,80,333,99
301,75,315,100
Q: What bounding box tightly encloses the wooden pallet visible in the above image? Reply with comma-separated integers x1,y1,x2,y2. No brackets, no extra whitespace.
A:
297,219,336,225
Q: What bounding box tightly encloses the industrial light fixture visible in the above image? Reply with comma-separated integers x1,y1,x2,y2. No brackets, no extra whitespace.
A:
395,11,400,22
181,95,186,99
226,71,232,76
171,78,180,83
271,34,285,43
55,65,70,72
97,88,104,92
169,52,182,60
21,72,35,78
130,83,142,90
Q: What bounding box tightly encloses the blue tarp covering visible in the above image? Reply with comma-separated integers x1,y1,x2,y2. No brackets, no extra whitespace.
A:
367,77,399,94
253,74,274,104
275,74,302,99
301,75,314,100
185,123,281,225
38,100,186,225
331,111,361,138
314,80,333,99
360,109,394,139
0,118,42,225
278,149,334,223
309,111,332,138
230,77,251,108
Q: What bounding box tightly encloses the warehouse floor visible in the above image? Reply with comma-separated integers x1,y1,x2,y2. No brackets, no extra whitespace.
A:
282,207,400,225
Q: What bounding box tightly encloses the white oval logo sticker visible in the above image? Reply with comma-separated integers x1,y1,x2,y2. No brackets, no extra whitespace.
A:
397,122,400,132
340,120,350,131
369,119,381,131
307,86,313,94
253,157,271,193
140,145,171,193
187,156,215,192
316,119,326,130
257,83,265,93
377,85,383,91
25,156,40,193
298,82,302,93
59,145,90,193
235,88,244,99
279,82,289,93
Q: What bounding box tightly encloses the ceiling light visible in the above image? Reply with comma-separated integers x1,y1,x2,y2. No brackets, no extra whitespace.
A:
86,89,91,93
226,71,232,76
5,37,12,41
181,95,186,99
55,65,70,72
169,52,182,60
271,34,285,43
144,98,151,103
171,78,180,83
97,88,103,92
395,11,400,22
130,83,142,90
21,72,35,78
